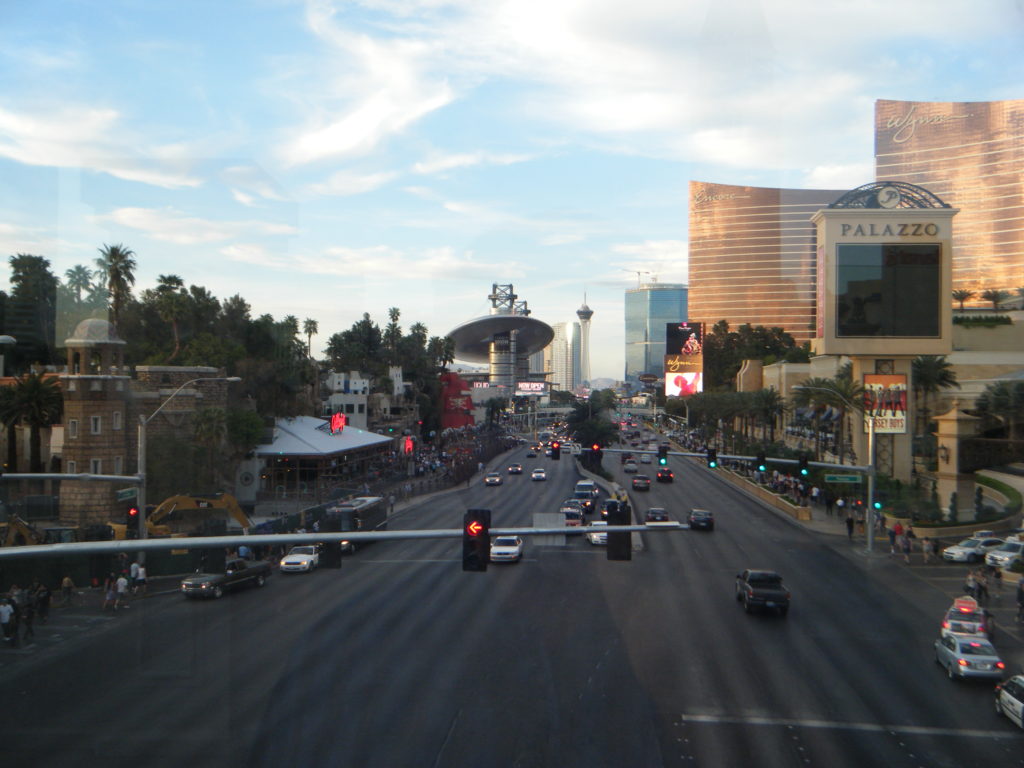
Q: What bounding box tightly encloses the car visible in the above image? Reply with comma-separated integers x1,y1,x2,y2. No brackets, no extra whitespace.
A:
986,540,1024,568
490,535,524,563
632,474,651,491
942,537,1005,562
545,448,553,457
560,498,585,515
531,468,547,481
586,521,608,545
600,498,623,520
941,596,996,639
279,545,320,573
735,570,790,616
484,472,503,486
934,629,1005,681
656,468,674,482
640,453,652,464
620,452,634,465
563,509,585,527
507,463,523,475
688,509,714,530
995,675,1024,729
623,460,639,473
644,508,673,526
526,450,537,458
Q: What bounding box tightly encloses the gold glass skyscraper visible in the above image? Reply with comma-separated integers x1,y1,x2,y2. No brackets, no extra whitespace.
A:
687,182,844,343
875,99,1024,296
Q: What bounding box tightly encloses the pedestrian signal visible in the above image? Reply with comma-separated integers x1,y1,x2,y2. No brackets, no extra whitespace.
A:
706,449,717,469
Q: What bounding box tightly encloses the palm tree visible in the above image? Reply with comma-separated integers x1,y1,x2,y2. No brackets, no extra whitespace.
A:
0,385,19,471
95,244,137,329
790,377,834,459
980,288,1010,310
975,381,1024,442
11,373,62,472
911,355,960,445
302,318,318,357
752,388,786,443
951,289,975,311
793,376,864,464
156,275,188,363
64,265,95,303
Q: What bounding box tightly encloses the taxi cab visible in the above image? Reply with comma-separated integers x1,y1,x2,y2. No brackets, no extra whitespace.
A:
995,675,1024,729
941,596,995,639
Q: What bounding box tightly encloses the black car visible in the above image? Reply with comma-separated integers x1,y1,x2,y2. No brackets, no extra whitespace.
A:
507,463,523,474
688,508,714,530
656,468,674,483
632,475,651,491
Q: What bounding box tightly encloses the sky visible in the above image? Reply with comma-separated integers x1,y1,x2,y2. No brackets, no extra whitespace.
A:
1,0,1023,380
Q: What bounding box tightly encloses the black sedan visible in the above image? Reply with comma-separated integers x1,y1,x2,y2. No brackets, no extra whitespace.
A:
688,508,714,530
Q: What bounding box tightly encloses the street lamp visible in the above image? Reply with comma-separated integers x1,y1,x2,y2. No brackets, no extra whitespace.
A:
136,376,241,559
793,385,877,554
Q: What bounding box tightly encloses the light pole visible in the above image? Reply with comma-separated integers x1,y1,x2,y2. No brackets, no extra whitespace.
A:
136,376,241,560
793,385,876,553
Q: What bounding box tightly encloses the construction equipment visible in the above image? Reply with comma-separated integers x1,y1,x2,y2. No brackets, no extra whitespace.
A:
148,493,253,535
0,515,42,547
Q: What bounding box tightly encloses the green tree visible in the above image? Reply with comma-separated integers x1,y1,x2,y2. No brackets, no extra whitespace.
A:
64,265,94,303
11,372,62,472
752,388,786,443
975,381,1024,441
303,318,318,357
911,355,959,447
155,274,188,363
0,385,19,471
7,254,59,368
94,243,137,330
193,407,227,489
952,289,974,311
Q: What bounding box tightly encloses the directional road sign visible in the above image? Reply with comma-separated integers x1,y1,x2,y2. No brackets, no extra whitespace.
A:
116,487,138,501
824,474,860,484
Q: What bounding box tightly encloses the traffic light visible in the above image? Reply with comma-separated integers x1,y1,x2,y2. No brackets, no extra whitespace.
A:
706,448,717,469
755,451,767,472
607,500,631,561
127,506,140,538
798,453,809,476
591,443,603,462
551,441,561,460
872,498,883,511
657,445,669,466
462,508,491,572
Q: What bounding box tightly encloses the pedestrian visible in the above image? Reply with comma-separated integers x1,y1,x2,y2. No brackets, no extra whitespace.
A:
102,573,117,611
34,581,51,623
1017,578,1024,622
135,563,147,597
845,512,854,540
130,560,140,593
891,521,904,554
977,570,990,606
992,566,1003,593
0,598,13,643
60,575,76,606
388,494,395,514
887,524,897,555
964,570,978,598
921,537,934,565
900,532,912,564
114,573,130,610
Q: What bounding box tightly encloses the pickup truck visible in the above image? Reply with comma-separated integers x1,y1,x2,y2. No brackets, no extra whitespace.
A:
735,569,790,617
180,557,272,599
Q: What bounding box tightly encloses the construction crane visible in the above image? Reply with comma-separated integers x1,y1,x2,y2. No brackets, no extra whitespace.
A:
623,269,651,288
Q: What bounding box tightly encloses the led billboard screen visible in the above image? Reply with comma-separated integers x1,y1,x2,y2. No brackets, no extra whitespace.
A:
664,322,704,396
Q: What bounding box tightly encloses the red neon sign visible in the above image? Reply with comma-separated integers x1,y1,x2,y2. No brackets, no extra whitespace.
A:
330,412,346,433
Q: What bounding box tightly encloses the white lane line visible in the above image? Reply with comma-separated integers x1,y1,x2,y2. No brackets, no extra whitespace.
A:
677,713,1022,739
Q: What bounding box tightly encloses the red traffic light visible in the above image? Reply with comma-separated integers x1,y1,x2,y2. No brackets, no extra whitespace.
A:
592,443,600,451
552,441,560,449
128,507,139,517
466,520,484,536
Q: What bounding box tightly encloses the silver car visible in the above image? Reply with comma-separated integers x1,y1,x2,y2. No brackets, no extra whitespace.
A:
934,630,1005,681
942,537,1004,563
986,540,1024,568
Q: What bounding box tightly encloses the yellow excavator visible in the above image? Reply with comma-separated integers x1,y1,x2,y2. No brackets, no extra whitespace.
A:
0,514,43,547
144,493,253,536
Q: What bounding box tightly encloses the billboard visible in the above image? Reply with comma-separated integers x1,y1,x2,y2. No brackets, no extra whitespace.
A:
663,322,704,396
863,374,907,434
515,381,548,397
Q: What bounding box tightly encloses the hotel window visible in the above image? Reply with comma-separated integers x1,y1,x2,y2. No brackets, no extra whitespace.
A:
114,456,123,474
66,460,77,474
91,415,102,434
68,419,79,438
90,458,102,474
113,411,122,430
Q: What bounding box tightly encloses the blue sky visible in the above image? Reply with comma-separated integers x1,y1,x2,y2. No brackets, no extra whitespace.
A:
1,0,1022,379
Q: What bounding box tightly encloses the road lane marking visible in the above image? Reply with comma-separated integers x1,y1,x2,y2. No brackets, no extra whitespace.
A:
677,713,1022,739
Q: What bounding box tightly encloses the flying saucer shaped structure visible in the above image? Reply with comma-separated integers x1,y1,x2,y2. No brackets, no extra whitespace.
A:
448,284,554,387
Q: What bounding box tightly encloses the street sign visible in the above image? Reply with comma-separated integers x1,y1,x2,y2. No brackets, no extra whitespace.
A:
116,487,138,501
824,474,860,484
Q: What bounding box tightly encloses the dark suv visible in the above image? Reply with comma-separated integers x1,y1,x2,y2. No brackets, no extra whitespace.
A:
656,468,674,483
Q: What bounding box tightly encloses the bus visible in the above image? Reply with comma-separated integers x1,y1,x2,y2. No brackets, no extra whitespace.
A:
323,496,388,553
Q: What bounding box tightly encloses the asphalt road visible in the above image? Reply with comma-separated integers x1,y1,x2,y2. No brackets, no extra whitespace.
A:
2,446,1023,768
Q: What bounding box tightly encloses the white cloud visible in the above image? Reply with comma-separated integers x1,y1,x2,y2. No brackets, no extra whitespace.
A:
413,151,533,175
610,239,688,284
0,106,202,189
803,162,876,190
97,207,297,245
309,169,398,196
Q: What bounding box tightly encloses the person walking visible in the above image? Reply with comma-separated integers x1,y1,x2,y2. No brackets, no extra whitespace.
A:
845,511,855,540
921,537,934,565
976,570,990,606
0,598,13,643
21,591,36,642
102,573,117,611
130,560,140,593
135,563,148,597
60,575,76,606
964,570,978,599
900,531,912,564
114,573,130,611
34,581,51,623
887,523,898,555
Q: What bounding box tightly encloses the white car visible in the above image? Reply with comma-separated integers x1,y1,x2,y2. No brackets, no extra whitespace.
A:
484,472,503,486
586,521,608,545
531,468,547,481
490,535,524,563
279,545,319,573
623,461,639,473
986,540,1024,568
995,675,1024,729
942,537,1005,563
640,453,652,464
